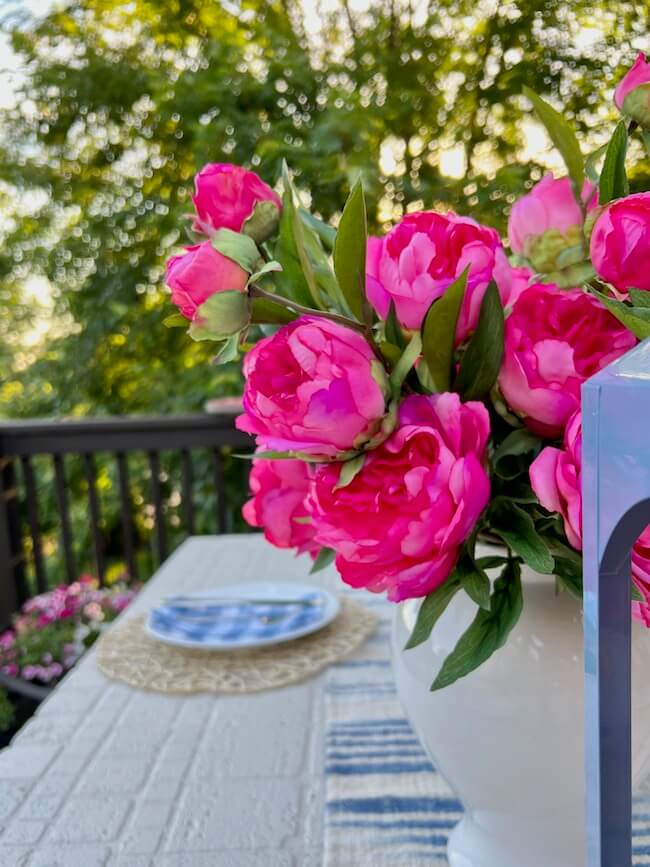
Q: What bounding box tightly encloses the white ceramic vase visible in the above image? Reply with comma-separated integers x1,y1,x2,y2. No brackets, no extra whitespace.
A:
391,552,650,867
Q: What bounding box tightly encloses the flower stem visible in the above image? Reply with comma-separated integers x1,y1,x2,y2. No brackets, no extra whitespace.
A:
249,285,369,335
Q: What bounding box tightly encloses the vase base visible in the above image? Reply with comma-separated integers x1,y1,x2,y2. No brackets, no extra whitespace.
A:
447,814,585,867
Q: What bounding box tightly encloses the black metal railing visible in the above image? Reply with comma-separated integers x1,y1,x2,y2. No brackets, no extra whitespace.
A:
0,413,252,627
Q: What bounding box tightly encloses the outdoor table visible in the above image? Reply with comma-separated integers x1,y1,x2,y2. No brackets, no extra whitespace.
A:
0,535,333,867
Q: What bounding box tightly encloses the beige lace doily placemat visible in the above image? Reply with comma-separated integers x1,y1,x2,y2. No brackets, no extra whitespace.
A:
96,598,377,694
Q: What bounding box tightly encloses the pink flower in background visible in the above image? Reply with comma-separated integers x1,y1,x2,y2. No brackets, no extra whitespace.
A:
165,241,248,320
507,174,597,258
192,163,281,235
530,411,650,626
237,317,391,459
308,393,490,602
590,193,650,292
529,409,582,550
498,284,636,437
243,457,319,557
615,53,650,109
366,211,503,341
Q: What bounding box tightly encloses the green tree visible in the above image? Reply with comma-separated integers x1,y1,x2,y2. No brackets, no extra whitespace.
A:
0,0,648,418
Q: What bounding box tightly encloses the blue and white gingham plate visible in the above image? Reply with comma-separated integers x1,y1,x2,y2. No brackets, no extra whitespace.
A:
145,582,340,650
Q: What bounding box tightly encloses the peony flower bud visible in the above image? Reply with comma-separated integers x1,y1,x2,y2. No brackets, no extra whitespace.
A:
590,193,650,292
615,53,650,129
165,241,249,320
192,163,281,242
507,175,598,287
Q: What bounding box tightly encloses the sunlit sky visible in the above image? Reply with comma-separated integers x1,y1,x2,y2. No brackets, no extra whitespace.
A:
0,0,578,172
0,0,629,345
0,0,568,345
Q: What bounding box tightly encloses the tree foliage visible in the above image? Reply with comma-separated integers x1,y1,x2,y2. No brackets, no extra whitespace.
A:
0,0,649,417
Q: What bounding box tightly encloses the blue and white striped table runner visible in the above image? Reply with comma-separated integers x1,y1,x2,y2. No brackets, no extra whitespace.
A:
323,593,650,866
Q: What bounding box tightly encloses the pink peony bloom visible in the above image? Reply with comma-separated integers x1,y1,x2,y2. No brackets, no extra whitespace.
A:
166,241,248,320
236,317,391,460
530,411,650,626
243,457,319,557
590,193,650,292
498,284,636,437
508,174,598,257
529,409,582,550
192,163,281,236
366,211,503,341
614,53,650,128
308,393,491,602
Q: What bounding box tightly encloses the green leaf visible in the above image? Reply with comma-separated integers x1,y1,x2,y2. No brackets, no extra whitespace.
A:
459,558,491,611
554,556,583,601
599,121,628,204
404,577,461,650
489,502,555,574
431,560,523,691
389,333,422,395
584,142,608,184
162,313,188,328
455,282,504,400
385,301,406,349
281,162,326,310
250,296,297,325
629,289,650,309
492,429,542,480
188,291,249,341
310,547,336,574
333,178,371,324
379,341,402,368
334,454,365,489
632,583,644,603
213,334,240,363
475,555,509,570
587,287,650,339
299,209,336,250
212,228,262,273
248,260,283,284
523,87,584,192
275,195,317,308
420,268,468,392
416,358,436,393
234,449,325,462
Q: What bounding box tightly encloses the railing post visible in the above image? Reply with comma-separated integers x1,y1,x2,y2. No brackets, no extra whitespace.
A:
0,456,21,628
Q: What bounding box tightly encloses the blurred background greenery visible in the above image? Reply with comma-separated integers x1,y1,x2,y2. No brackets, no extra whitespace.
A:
0,0,648,585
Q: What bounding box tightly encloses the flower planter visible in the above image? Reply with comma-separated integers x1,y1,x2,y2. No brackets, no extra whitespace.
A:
0,671,52,702
391,552,650,867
